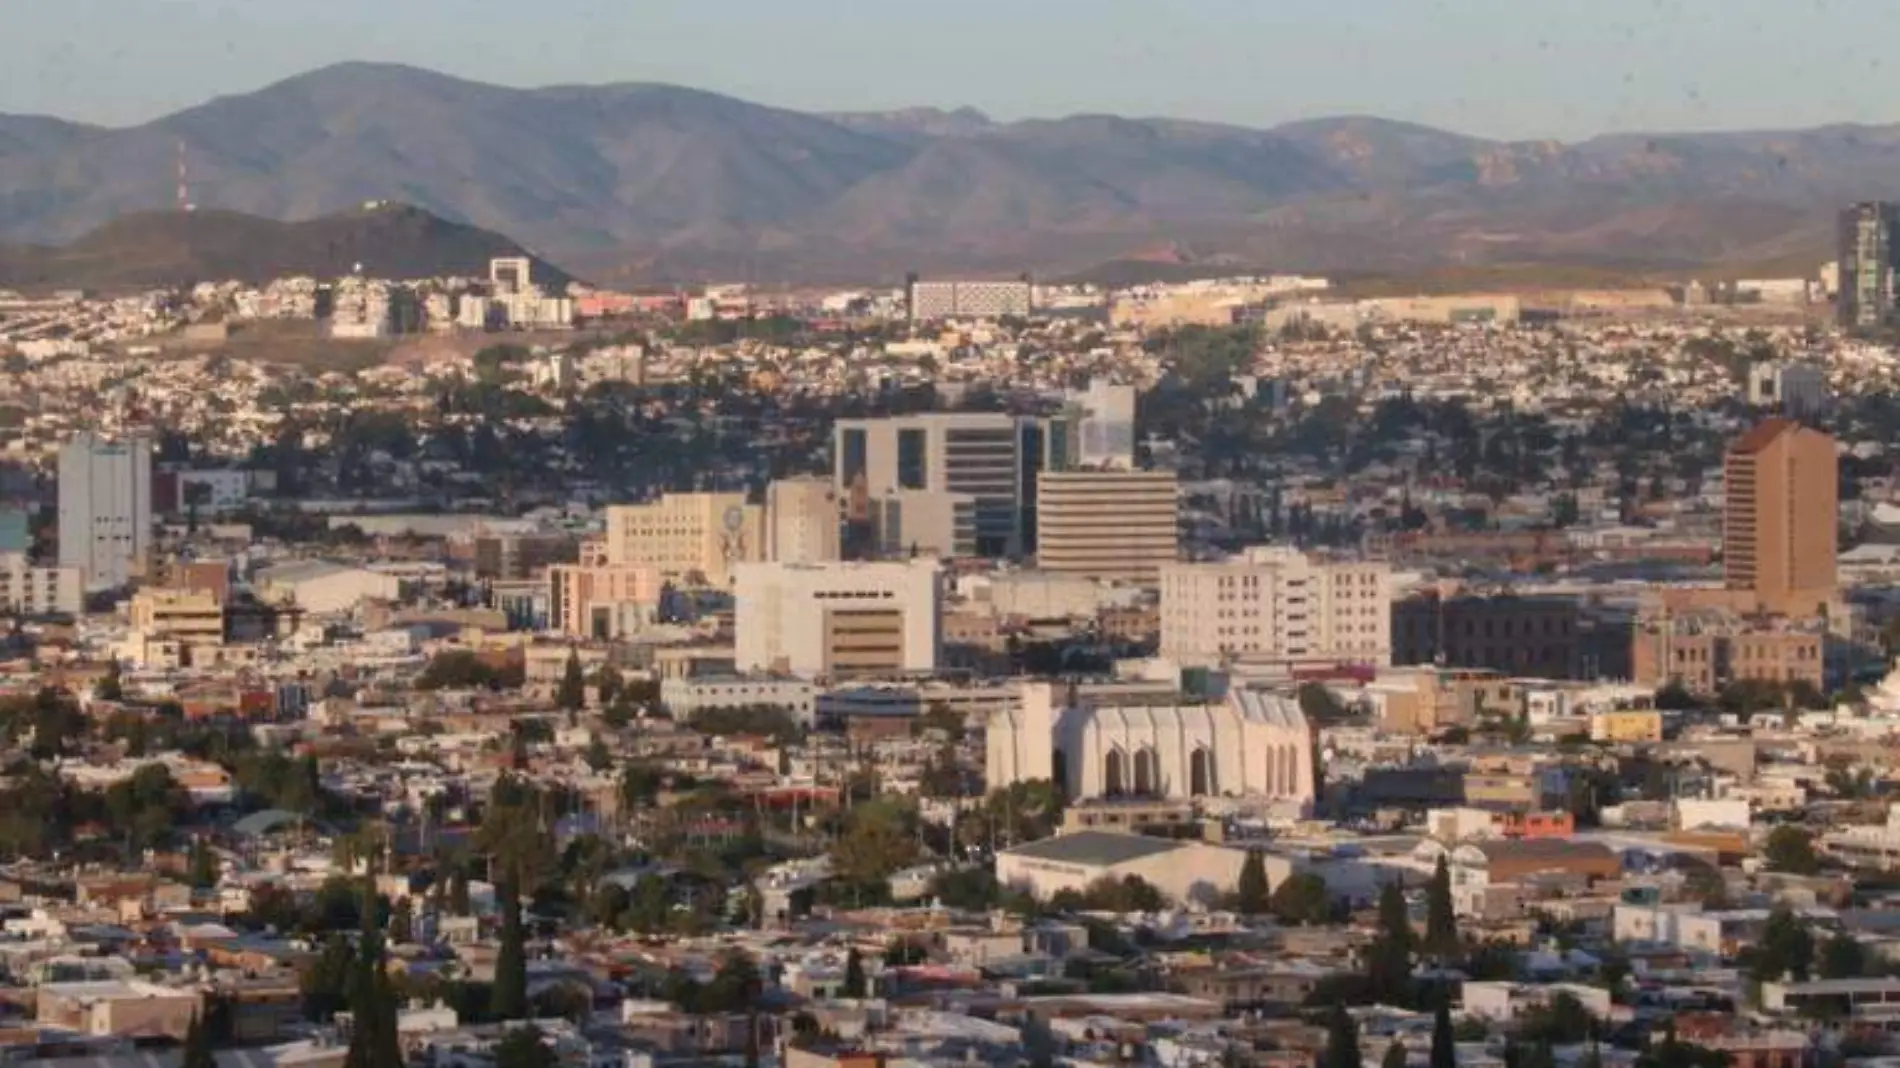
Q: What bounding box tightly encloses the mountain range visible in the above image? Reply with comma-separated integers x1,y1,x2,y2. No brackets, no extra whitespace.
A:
1,61,1893,284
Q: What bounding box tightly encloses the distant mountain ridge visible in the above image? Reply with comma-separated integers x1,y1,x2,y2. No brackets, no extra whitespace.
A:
0,203,570,290
0,61,1891,283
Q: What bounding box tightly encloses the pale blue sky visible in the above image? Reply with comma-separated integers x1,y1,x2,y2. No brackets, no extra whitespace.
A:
5,0,1899,140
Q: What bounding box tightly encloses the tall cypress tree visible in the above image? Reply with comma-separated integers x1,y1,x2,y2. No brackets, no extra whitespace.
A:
556,652,586,712
182,1012,216,1068
344,880,404,1068
1320,1004,1363,1068
1366,879,1415,1005
842,947,866,999
1424,855,1458,957
1429,1004,1455,1068
1236,852,1271,915
491,877,529,1020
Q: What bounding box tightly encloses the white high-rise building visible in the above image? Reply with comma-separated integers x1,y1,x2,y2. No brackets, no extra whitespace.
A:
766,477,842,565
1158,547,1391,670
58,433,152,593
734,560,943,679
1073,378,1139,470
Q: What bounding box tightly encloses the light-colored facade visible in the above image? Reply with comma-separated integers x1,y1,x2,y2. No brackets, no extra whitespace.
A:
766,477,842,565
661,676,820,726
1158,547,1391,669
1072,378,1138,470
908,279,1033,322
1630,612,1824,694
734,560,943,679
1747,362,1829,417
835,411,1071,558
1724,418,1837,617
1035,469,1178,583
548,562,665,639
861,488,976,559
0,552,81,617
995,831,1271,906
988,682,1315,811
604,492,764,589
37,980,202,1040
57,433,152,592
253,561,402,615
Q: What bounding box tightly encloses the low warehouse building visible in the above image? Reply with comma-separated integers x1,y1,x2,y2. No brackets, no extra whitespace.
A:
995,830,1290,907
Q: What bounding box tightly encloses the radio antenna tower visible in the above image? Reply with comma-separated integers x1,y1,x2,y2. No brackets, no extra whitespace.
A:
176,140,196,213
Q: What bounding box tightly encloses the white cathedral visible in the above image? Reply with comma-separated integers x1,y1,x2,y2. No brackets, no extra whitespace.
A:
987,682,1316,811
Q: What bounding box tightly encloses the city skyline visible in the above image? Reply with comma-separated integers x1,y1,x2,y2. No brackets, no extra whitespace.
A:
8,0,1900,141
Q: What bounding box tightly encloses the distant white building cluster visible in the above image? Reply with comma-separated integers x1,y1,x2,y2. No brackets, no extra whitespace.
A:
328,257,576,338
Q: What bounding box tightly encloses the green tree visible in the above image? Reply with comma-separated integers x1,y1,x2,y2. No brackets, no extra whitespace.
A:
95,660,125,702
343,883,404,1068
1269,872,1333,926
493,1026,558,1068
1366,879,1415,1005
1819,931,1866,979
842,947,867,999
1424,855,1458,957
300,936,356,1021
830,799,919,885
1320,1004,1364,1068
188,838,221,889
182,1013,216,1068
1747,907,1814,983
388,898,414,945
1299,682,1352,725
1517,992,1595,1045
491,878,529,1020
478,774,557,890
556,652,587,712
1430,1004,1455,1068
1235,852,1271,915
1763,826,1820,875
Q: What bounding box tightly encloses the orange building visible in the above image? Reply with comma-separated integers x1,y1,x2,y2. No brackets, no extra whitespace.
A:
1724,419,1837,617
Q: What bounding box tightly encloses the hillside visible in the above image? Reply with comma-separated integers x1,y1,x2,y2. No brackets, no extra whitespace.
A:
0,202,571,290
0,62,1891,281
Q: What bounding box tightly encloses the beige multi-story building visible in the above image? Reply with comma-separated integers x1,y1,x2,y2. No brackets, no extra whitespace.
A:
604,492,764,588
734,560,943,679
1035,470,1179,583
130,588,224,643
1631,610,1824,695
1158,547,1391,669
0,552,81,617
1724,418,1837,617
766,477,842,565
1368,668,1522,734
548,561,665,639
124,588,226,669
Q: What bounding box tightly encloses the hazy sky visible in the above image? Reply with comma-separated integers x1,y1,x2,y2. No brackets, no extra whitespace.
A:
7,0,1900,140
